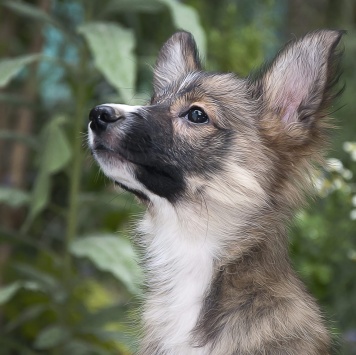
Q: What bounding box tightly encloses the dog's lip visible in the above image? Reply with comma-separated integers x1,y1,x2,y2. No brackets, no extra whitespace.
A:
92,142,130,165
93,143,175,181
93,141,138,164
93,142,113,152
93,142,146,168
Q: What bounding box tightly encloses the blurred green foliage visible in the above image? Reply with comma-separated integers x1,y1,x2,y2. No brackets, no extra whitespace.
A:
0,0,355,354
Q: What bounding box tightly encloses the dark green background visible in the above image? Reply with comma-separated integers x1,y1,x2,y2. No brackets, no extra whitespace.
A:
0,0,355,354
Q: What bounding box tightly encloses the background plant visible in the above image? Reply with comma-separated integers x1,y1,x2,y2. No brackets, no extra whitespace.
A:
0,0,355,354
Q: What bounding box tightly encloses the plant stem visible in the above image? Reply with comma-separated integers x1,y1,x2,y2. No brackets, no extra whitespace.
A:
64,60,87,275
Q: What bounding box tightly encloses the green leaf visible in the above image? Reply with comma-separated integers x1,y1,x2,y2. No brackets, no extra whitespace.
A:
0,281,41,306
0,187,30,208
0,54,40,88
159,0,206,56
23,116,71,228
14,264,66,302
5,304,47,332
26,171,50,226
78,22,136,102
41,116,72,174
81,303,129,329
0,282,22,305
34,325,70,350
70,234,142,294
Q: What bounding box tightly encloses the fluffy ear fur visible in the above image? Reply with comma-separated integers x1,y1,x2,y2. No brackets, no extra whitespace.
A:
251,30,344,146
153,31,202,93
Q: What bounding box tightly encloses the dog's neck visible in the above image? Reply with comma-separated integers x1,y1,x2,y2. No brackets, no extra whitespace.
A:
137,200,215,354
136,197,290,354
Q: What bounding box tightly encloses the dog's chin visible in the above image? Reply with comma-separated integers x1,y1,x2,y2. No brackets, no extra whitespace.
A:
91,147,152,204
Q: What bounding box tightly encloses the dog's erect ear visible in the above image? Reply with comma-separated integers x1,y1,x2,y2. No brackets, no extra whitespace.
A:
153,31,201,93
252,30,344,145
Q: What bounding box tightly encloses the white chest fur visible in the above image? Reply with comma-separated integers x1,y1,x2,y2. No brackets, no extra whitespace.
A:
138,199,215,354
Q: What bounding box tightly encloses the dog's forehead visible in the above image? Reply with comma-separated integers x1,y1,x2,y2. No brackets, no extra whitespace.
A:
179,72,243,96
154,72,245,105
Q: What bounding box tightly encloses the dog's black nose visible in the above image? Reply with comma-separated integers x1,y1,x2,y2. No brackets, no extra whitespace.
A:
89,105,120,132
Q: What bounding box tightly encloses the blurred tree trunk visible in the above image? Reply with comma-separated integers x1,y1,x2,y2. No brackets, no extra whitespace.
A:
10,0,50,191
0,0,50,319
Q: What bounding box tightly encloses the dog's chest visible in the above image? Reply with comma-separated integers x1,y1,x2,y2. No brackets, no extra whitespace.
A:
139,208,215,354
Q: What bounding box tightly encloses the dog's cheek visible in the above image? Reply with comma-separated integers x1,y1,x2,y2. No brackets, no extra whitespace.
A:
174,127,235,175
124,115,186,202
134,164,186,202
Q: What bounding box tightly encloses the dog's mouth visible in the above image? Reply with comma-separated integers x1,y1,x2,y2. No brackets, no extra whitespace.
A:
93,142,113,153
114,180,150,203
92,142,152,203
93,139,177,180
93,140,141,167
92,140,129,163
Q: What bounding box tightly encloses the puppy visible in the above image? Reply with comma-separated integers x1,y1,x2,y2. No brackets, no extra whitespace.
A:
88,30,344,354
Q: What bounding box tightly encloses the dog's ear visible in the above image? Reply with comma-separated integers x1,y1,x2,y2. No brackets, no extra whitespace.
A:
153,31,201,93
251,30,344,146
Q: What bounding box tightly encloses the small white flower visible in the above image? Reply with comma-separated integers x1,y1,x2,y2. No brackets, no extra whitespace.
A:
343,141,353,152
352,195,356,207
347,249,356,261
333,178,343,189
342,169,353,180
327,158,343,172
350,209,356,220
343,141,356,153
352,151,356,162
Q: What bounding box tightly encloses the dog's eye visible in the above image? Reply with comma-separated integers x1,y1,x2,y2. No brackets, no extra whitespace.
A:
186,107,209,124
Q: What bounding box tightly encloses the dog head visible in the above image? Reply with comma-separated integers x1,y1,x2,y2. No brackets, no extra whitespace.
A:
88,31,343,228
